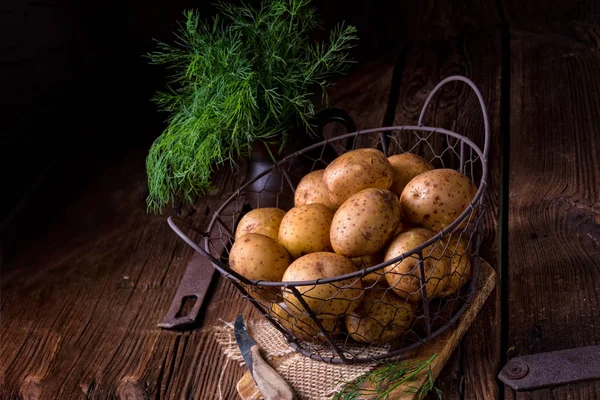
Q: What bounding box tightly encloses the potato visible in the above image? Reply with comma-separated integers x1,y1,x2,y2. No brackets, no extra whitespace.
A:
229,233,290,282
235,208,287,241
330,188,401,257
388,153,434,197
271,302,340,343
438,235,472,297
278,204,334,259
400,169,477,232
384,228,450,301
294,170,334,209
323,148,393,208
351,253,386,286
229,233,291,301
345,285,415,344
282,252,364,318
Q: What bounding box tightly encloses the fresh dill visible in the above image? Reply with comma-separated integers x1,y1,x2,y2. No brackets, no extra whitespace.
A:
334,354,442,400
145,0,358,213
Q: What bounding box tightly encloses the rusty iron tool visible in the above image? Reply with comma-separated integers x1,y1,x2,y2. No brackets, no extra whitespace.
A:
234,314,296,400
157,251,214,329
498,345,600,391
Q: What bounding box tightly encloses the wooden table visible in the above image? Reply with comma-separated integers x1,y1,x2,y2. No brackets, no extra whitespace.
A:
2,1,600,399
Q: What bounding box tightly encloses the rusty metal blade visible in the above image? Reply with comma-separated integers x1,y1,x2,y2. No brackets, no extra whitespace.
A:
234,314,257,376
157,251,215,329
499,345,600,391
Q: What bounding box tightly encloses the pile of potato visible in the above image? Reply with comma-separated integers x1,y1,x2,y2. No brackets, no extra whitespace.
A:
230,148,477,345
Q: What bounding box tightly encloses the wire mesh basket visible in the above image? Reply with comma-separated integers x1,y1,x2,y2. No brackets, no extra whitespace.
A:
169,75,490,364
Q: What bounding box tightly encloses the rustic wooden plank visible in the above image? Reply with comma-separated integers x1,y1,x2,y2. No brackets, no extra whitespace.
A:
505,29,600,399
502,0,600,33
396,0,502,42
0,144,249,399
317,0,501,59
393,31,502,400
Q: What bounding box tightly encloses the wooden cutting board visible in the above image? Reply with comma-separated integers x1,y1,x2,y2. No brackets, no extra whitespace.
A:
237,259,496,400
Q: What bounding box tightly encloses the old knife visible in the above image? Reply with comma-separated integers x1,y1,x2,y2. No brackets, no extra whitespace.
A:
234,314,296,400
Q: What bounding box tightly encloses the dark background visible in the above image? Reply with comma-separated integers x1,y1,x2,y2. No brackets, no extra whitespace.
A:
0,0,449,257
1,0,208,246
0,0,417,253
0,0,585,252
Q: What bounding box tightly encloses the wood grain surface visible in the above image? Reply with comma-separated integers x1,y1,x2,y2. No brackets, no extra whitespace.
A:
505,28,600,400
502,0,600,34
3,0,600,398
0,145,253,399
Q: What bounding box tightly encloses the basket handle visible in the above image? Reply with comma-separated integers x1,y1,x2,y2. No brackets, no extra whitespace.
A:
167,217,222,267
417,75,490,162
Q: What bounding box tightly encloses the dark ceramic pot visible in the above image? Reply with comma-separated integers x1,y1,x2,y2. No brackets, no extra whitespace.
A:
245,108,355,210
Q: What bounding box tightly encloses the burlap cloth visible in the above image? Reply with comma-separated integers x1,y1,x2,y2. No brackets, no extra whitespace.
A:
213,319,387,400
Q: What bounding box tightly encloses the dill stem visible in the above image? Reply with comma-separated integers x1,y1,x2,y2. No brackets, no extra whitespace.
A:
376,354,437,399
262,140,278,164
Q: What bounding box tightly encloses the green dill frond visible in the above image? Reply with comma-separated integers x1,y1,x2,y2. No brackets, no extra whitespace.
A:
333,354,441,400
145,0,358,213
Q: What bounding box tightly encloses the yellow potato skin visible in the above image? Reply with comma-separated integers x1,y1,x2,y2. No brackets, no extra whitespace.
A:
278,204,334,259
271,302,340,343
351,253,386,286
281,252,364,318
400,169,477,232
330,188,401,258
323,148,393,208
438,235,472,297
345,286,415,344
384,228,450,301
229,233,290,282
388,153,434,197
294,170,334,209
235,208,287,241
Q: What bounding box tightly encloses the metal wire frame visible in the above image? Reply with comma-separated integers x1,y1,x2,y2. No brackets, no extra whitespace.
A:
168,75,490,364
